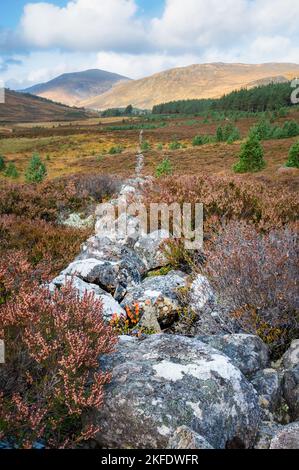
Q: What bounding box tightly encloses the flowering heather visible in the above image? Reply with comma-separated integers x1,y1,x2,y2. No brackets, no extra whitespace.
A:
0,253,117,448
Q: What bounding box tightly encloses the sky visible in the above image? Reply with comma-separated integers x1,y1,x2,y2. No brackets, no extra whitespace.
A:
0,0,299,90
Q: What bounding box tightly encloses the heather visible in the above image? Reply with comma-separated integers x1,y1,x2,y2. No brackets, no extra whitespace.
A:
0,252,117,448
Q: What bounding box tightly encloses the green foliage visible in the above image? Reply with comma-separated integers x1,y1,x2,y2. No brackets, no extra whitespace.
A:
153,82,296,114
192,135,204,146
108,145,123,155
216,123,240,143
5,162,19,179
141,140,151,151
250,119,299,141
157,143,163,150
0,155,5,172
124,104,133,115
155,158,173,177
216,126,224,142
25,154,47,183
233,134,266,173
169,140,182,150
286,141,299,168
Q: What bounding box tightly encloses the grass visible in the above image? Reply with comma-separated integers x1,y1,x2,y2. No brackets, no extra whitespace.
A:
0,110,298,183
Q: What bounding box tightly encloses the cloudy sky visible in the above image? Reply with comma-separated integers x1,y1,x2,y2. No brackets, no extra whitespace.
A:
1,0,299,89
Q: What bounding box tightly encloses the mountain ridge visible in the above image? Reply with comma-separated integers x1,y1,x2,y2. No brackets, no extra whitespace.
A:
22,69,131,107
80,62,299,110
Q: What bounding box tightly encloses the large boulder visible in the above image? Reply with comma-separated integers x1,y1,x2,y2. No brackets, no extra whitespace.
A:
282,339,299,370
168,426,214,449
283,364,299,421
121,271,188,328
92,335,261,449
199,334,270,377
61,252,146,301
269,422,299,449
134,230,170,270
49,275,125,321
250,369,281,414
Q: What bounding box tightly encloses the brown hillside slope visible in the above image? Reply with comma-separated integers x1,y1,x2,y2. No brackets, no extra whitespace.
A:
81,63,299,110
0,90,92,123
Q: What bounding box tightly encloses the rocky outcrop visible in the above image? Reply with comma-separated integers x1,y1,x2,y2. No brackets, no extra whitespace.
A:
269,422,299,449
198,334,270,377
92,335,261,449
168,426,214,449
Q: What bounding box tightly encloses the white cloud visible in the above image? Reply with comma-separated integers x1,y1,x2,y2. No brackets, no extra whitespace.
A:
1,0,299,89
21,0,147,52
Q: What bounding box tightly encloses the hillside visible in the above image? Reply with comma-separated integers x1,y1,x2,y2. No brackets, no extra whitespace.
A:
81,63,299,110
0,89,91,123
23,69,131,106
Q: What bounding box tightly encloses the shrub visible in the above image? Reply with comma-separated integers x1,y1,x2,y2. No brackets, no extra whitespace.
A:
233,134,266,173
157,143,163,151
169,140,182,150
0,215,90,275
0,155,5,172
155,158,173,177
141,141,151,151
108,145,123,155
192,135,204,146
0,253,117,448
142,174,298,233
282,120,299,138
203,222,299,357
5,163,19,179
286,141,299,168
216,126,224,142
25,154,47,183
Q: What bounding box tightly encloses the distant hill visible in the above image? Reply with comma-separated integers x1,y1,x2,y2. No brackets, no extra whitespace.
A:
22,69,131,106
0,89,92,123
80,63,299,110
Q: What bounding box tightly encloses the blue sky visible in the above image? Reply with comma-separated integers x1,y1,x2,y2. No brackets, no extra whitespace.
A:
1,0,164,27
0,0,298,90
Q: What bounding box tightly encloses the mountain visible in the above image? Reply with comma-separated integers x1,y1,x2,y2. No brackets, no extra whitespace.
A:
0,89,92,123
22,69,131,107
80,63,299,110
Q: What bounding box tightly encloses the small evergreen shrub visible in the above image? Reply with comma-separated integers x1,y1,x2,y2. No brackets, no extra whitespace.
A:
25,154,47,183
155,158,173,177
169,140,182,150
233,135,266,173
0,155,5,172
5,163,19,179
286,141,299,168
108,145,123,155
141,141,151,151
192,135,204,146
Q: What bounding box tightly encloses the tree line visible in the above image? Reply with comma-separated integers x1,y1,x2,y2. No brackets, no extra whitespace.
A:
152,82,297,114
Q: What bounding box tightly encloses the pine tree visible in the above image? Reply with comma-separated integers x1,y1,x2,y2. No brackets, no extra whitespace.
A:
5,162,19,179
286,141,299,168
0,155,5,172
25,154,47,183
233,134,266,173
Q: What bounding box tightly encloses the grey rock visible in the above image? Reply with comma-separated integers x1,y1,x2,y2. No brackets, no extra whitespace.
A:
49,275,125,320
282,339,299,370
61,212,94,229
121,271,188,327
189,274,215,312
168,426,214,449
61,252,146,299
91,335,261,449
254,421,283,449
269,422,299,449
251,369,281,413
134,230,170,270
283,364,299,421
199,334,270,376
